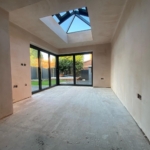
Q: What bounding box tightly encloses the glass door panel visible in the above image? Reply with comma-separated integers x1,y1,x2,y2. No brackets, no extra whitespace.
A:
75,54,92,85
40,51,49,89
59,56,74,84
30,48,39,92
50,55,56,86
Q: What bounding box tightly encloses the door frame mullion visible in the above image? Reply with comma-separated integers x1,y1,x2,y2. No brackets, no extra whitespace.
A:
56,55,59,85
38,50,42,91
73,55,76,85
48,54,51,87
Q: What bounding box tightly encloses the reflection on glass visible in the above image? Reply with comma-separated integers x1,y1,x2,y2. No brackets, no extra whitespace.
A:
40,52,49,89
50,55,56,86
59,56,74,84
30,48,39,92
75,54,92,85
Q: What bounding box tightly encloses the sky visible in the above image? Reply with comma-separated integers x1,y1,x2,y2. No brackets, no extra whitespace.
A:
84,54,91,61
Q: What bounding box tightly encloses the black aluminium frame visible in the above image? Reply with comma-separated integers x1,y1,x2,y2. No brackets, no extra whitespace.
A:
54,7,90,26
58,52,93,86
30,45,57,94
30,44,93,94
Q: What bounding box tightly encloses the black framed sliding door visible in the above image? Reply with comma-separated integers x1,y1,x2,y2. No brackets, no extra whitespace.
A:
50,54,57,86
30,47,40,92
30,45,93,93
75,53,92,85
58,55,74,85
30,45,57,93
58,52,93,86
40,51,49,89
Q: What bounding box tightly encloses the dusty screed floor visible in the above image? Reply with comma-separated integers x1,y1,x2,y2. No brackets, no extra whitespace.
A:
0,86,150,150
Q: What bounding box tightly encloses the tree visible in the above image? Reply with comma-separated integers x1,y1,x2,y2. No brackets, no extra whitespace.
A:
75,55,83,76
59,55,83,76
30,48,37,67
30,48,43,67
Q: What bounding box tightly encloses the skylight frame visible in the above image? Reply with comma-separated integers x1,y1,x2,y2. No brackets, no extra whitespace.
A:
52,7,91,34
66,15,75,33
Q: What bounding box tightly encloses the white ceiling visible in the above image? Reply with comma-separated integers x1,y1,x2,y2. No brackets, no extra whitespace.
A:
0,0,126,49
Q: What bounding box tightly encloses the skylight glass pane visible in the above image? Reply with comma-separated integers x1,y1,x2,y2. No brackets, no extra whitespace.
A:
80,15,90,23
60,15,74,32
69,10,73,13
60,12,66,16
74,9,78,11
68,16,91,33
53,15,59,23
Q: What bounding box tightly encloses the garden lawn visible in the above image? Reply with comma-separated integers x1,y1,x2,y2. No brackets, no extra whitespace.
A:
32,79,56,86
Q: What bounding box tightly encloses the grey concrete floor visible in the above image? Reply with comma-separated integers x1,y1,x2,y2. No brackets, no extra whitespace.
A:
0,86,150,150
